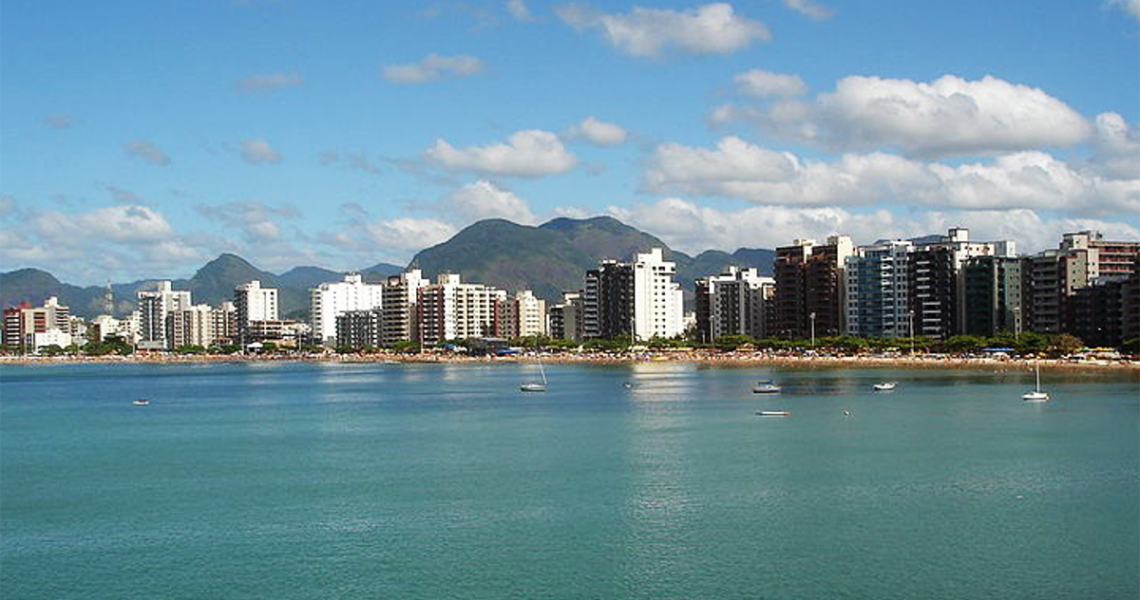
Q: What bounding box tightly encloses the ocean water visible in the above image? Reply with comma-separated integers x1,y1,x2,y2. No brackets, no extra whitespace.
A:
1,361,1137,600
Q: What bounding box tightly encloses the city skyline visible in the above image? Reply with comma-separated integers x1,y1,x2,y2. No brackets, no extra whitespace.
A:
2,0,1138,286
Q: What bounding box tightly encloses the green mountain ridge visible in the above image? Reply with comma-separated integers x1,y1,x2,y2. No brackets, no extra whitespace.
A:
1,216,774,318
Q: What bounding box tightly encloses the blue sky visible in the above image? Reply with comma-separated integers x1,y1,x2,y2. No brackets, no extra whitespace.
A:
1,0,1138,285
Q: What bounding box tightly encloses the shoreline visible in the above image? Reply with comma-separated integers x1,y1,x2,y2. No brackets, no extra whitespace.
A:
2,352,1137,373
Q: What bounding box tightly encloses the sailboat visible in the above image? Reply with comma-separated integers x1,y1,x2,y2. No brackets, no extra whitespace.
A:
520,359,547,392
1022,363,1049,402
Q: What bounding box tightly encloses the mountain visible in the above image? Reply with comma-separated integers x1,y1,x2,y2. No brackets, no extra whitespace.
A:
360,261,404,280
408,216,777,304
2,216,776,317
277,266,343,290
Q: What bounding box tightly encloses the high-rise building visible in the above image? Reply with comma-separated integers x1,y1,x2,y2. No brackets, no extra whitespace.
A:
417,274,506,345
168,304,215,349
774,236,853,340
3,297,72,353
1066,280,1125,347
907,246,957,339
1123,257,1140,344
846,240,913,338
310,273,384,347
548,292,583,341
381,269,428,346
963,256,1023,338
234,281,278,345
695,266,774,343
137,281,192,350
581,248,683,340
336,309,383,349
497,290,546,338
211,301,238,346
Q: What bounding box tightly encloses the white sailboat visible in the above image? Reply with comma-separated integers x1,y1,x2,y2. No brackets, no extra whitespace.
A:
1022,363,1049,402
520,359,547,392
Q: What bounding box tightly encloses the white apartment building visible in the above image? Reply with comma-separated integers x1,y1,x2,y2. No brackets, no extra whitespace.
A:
418,273,506,344
137,281,192,350
234,280,278,344
513,290,547,338
169,304,215,348
310,273,385,346
631,248,684,341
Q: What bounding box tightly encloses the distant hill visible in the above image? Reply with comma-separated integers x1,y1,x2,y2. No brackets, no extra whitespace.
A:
408,216,776,304
2,216,776,317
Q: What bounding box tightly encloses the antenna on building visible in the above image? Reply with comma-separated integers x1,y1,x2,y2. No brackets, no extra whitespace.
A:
104,280,114,317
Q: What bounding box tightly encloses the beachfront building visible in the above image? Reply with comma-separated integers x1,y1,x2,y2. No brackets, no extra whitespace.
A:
168,304,215,349
2,297,73,353
548,292,583,341
494,290,547,339
211,301,238,346
581,248,684,341
137,281,192,350
907,246,958,340
963,256,1023,338
310,273,384,347
381,269,428,346
1023,231,1140,336
417,273,506,345
695,266,774,343
234,280,278,346
336,309,383,349
773,236,854,340
846,240,914,339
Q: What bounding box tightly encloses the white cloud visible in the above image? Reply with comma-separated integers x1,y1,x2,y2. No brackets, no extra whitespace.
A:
31,205,175,245
442,180,538,224
1092,112,1140,180
124,140,171,166
507,0,537,21
781,0,833,20
555,2,770,57
1108,0,1140,21
236,73,303,93
382,54,485,84
427,129,577,177
363,218,458,252
734,69,807,98
715,74,1093,157
567,116,629,146
194,201,299,243
241,139,282,164
643,136,1140,215
609,198,1140,256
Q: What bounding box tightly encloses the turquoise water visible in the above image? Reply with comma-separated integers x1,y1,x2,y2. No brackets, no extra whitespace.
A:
1,362,1137,600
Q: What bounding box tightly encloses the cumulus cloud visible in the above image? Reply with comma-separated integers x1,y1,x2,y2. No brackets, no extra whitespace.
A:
426,129,577,177
555,2,770,57
643,136,1140,215
781,0,833,19
1091,112,1140,180
566,116,629,146
442,180,538,224
241,139,282,164
236,73,303,93
713,74,1093,157
382,54,485,84
23,205,177,256
1109,0,1140,21
194,201,299,243
609,198,1140,256
507,0,537,21
363,218,458,252
734,69,807,97
124,140,171,166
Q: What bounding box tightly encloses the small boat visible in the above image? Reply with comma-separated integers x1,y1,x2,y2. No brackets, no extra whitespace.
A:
1022,364,1049,402
873,382,897,391
752,380,781,394
520,360,547,393
133,399,151,406
756,410,791,417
